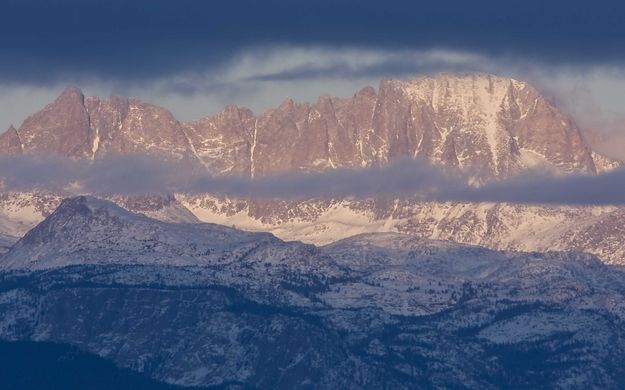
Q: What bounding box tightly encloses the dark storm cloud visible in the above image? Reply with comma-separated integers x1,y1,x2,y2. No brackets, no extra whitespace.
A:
2,155,625,206
1,0,625,84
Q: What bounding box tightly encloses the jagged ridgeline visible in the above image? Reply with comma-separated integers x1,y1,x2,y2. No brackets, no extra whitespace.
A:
0,74,615,177
0,73,624,264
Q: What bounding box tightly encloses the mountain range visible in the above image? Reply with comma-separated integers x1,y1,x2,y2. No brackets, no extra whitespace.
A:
1,196,625,388
2,73,625,387
1,73,624,265
0,73,614,176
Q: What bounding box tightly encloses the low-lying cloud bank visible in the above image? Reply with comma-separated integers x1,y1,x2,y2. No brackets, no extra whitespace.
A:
1,155,624,205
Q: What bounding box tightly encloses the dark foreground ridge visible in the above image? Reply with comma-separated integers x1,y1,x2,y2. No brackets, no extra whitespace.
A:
0,340,224,390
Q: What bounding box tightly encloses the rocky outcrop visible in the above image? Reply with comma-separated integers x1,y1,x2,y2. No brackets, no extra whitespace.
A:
84,95,191,159
0,125,22,155
15,87,93,158
0,87,193,160
182,105,254,175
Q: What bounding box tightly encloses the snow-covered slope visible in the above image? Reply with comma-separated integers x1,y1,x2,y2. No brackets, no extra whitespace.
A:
179,195,625,264
0,233,16,253
0,192,199,238
1,199,625,388
0,197,620,318
0,196,281,270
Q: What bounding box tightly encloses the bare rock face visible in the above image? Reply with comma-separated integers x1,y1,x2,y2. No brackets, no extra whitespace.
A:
0,74,606,180
0,126,22,155
16,87,93,158
234,74,598,179
388,74,596,177
2,87,195,161
84,96,191,159
182,105,254,175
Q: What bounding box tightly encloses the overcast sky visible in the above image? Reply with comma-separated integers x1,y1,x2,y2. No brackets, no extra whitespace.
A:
1,0,625,157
